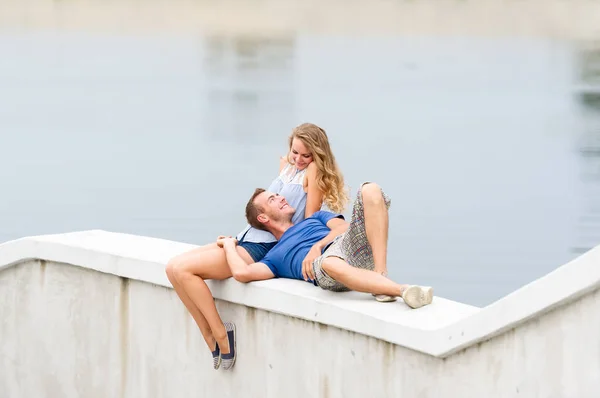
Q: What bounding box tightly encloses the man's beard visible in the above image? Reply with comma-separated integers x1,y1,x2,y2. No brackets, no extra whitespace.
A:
272,212,294,224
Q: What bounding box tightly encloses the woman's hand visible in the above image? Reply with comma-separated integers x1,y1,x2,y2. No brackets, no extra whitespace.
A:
301,245,321,281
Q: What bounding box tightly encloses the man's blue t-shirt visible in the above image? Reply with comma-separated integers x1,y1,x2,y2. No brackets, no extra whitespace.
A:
260,211,344,282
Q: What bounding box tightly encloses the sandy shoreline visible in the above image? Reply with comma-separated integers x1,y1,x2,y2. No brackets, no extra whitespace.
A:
0,0,599,39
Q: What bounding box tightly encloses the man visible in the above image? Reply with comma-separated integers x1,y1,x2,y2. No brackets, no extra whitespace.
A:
218,182,433,309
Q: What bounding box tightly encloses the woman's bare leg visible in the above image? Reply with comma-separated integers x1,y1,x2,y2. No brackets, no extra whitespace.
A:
166,244,219,348
166,244,252,353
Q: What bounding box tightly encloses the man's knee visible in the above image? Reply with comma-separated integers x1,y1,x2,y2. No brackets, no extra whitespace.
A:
361,182,384,204
321,257,347,278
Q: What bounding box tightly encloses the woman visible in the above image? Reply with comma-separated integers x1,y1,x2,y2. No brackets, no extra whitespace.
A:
165,123,348,370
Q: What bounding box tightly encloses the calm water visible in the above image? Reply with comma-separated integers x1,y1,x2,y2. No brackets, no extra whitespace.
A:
1,31,599,307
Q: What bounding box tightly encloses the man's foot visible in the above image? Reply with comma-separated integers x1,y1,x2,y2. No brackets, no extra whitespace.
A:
211,343,221,370
401,285,433,309
372,272,397,302
221,322,237,370
373,293,397,303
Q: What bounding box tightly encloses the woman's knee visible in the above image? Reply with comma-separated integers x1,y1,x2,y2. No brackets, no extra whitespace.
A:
169,248,229,281
165,255,182,280
166,252,198,281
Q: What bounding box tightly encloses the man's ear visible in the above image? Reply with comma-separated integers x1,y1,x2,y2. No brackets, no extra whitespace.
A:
257,214,268,224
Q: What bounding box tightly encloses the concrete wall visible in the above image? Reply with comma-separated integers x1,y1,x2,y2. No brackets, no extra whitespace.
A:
1,231,599,397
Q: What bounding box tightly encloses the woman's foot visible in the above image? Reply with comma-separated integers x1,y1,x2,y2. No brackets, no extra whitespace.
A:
211,343,221,370
221,322,237,370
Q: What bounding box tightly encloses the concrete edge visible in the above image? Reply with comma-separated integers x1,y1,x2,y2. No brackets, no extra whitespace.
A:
1,230,599,358
434,245,600,357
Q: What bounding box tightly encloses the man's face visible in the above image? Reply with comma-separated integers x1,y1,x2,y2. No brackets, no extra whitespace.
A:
254,191,296,226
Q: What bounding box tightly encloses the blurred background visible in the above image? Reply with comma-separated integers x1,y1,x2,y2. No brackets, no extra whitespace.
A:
1,0,599,306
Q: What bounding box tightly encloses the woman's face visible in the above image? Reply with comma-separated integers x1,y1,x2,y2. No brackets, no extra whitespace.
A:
290,138,313,170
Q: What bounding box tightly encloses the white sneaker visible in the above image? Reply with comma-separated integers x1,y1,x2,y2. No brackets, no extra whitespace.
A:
373,293,397,302
401,286,433,309
372,272,398,302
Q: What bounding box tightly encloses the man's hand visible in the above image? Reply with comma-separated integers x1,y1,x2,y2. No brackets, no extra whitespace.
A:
301,245,321,281
216,236,237,249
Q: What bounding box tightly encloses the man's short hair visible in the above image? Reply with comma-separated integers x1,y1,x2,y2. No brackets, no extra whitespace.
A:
245,188,267,231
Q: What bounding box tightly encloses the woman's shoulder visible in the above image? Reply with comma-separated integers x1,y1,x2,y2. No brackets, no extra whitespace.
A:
279,156,290,173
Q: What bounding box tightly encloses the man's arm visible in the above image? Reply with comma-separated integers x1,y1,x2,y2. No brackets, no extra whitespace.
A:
316,217,349,251
218,238,275,283
301,216,349,281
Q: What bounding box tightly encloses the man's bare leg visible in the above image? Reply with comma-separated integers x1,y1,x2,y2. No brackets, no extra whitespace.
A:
321,257,433,309
361,183,389,275
170,246,252,354
322,257,405,296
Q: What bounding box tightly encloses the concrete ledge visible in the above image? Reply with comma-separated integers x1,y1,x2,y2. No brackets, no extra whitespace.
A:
1,230,599,357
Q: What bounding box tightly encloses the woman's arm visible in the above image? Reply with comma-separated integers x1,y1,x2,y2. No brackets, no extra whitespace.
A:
279,156,288,173
304,162,324,218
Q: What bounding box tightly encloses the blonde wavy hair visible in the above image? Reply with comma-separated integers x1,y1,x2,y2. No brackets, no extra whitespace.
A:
287,123,349,214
